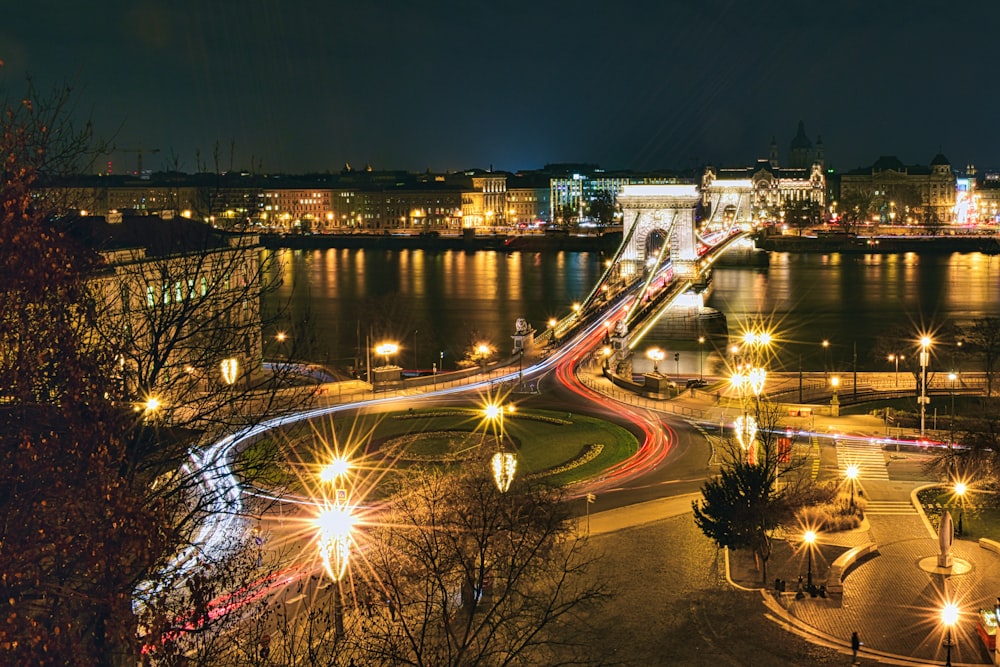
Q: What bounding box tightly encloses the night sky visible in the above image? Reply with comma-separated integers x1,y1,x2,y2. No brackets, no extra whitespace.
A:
3,1,996,175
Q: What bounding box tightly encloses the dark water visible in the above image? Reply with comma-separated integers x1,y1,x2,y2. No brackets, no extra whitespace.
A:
262,248,1000,374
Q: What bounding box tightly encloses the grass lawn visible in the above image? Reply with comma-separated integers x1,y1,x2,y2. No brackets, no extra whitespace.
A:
917,486,1000,542
243,407,639,491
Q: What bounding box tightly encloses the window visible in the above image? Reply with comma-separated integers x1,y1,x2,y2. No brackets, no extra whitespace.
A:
146,285,156,307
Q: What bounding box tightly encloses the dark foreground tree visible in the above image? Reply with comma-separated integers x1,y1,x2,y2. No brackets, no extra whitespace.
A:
0,80,164,665
693,399,818,585
231,463,606,666
0,78,300,664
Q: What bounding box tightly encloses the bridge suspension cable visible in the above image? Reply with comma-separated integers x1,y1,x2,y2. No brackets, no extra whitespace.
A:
578,210,643,315
624,211,677,327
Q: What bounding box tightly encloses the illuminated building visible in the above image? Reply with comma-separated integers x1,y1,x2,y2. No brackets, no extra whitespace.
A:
70,213,264,403
839,154,956,224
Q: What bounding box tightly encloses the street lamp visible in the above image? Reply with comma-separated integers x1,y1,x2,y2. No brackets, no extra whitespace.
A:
887,353,905,388
647,347,665,374
941,602,959,667
949,371,957,446
698,336,706,381
375,342,399,368
954,482,967,536
919,337,932,438
316,503,354,637
317,454,353,637
803,530,817,588
484,403,517,491
845,464,859,510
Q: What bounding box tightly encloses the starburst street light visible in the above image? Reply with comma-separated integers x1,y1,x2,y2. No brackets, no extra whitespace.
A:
647,347,665,374
316,505,354,581
954,481,968,536
803,530,817,588
919,336,932,437
941,602,959,667
375,342,399,368
845,464,859,510
316,451,355,638
484,402,517,492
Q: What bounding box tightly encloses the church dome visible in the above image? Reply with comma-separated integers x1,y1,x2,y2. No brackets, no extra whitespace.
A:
930,153,950,166
790,121,812,150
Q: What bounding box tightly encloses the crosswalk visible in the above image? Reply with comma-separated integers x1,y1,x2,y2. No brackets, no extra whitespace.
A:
863,500,918,516
835,436,890,481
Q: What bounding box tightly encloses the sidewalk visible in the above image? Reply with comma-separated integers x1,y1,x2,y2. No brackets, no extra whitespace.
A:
767,481,1000,666
581,369,1000,665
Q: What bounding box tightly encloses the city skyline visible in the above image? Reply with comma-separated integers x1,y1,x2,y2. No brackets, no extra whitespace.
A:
3,1,997,175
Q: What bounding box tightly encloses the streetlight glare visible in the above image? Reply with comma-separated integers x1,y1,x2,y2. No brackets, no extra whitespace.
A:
954,482,967,496
316,505,354,537
484,403,501,420
804,530,816,544
941,602,959,626
316,505,354,582
320,456,351,483
375,342,399,356
845,464,859,481
921,336,932,348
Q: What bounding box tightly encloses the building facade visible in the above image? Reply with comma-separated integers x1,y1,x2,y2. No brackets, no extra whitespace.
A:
838,155,956,224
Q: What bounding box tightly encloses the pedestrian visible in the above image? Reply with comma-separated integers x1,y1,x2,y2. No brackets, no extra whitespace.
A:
851,630,861,663
795,575,805,600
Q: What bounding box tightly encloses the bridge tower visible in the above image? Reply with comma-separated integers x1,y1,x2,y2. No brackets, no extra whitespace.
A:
617,184,702,280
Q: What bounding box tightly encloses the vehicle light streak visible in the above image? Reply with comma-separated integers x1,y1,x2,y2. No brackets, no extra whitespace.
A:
172,245,706,601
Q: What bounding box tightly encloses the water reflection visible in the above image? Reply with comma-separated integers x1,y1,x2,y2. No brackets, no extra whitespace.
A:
263,248,1000,374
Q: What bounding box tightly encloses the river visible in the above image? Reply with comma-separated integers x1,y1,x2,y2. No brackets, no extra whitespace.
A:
261,248,1000,376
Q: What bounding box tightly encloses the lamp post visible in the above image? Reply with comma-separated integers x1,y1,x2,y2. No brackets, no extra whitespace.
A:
318,454,353,637
942,602,959,667
647,347,664,374
698,336,705,381
919,337,932,438
949,371,957,446
485,403,516,492
845,464,859,510
887,353,904,388
954,482,967,536
822,339,830,381
476,342,492,369
375,342,399,368
803,530,817,588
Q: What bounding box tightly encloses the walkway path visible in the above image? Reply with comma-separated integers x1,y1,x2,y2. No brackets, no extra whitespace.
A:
577,368,1000,665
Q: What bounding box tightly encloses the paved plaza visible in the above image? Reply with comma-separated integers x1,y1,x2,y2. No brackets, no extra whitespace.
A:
585,379,1000,666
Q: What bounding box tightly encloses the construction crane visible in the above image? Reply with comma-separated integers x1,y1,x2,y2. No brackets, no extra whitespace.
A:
116,144,161,176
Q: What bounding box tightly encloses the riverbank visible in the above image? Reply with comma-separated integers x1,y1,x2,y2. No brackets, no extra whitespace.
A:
260,231,623,252
756,233,1000,254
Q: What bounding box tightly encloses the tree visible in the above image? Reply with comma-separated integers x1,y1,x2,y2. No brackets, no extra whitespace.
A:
837,189,876,233
587,190,617,227
693,400,816,585
347,464,604,666
0,80,166,665
959,317,1000,397
782,197,821,235
0,78,298,664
